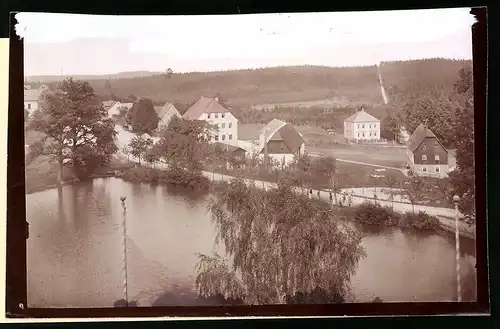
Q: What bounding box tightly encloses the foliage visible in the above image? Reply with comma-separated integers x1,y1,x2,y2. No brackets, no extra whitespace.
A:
353,202,399,226
352,202,440,230
29,78,118,182
25,140,44,165
156,116,214,172
195,178,366,304
405,176,426,213
399,211,440,231
448,65,475,220
24,108,30,122
128,135,153,165
126,98,160,134
380,109,403,141
121,166,210,189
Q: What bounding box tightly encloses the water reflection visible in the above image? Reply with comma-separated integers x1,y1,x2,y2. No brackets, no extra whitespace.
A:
26,178,477,307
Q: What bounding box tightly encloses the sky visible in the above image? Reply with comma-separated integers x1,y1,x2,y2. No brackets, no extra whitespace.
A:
16,8,475,76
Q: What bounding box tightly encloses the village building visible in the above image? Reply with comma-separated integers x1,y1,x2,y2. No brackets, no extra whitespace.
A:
24,84,48,115
343,107,380,142
182,96,238,142
107,101,134,117
154,102,181,131
102,100,117,111
406,124,449,178
258,119,305,166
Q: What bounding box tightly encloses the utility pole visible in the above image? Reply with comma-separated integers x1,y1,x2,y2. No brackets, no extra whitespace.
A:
120,196,129,306
453,194,462,302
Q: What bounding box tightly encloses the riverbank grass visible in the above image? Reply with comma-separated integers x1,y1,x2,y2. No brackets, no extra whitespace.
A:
121,166,210,190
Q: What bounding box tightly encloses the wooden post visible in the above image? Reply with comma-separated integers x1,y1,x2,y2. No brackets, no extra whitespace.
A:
453,196,462,302
120,196,129,307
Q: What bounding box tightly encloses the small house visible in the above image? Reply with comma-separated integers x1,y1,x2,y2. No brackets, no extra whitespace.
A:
406,124,449,178
154,102,181,131
258,119,305,167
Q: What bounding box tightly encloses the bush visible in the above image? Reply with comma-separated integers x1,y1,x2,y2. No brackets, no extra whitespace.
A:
400,211,441,230
25,141,44,165
353,201,399,226
121,167,210,190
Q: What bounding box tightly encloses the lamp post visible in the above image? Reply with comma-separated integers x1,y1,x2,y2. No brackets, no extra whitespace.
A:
453,194,462,302
120,196,129,307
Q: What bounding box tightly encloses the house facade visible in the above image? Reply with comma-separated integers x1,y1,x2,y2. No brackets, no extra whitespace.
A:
183,96,238,142
154,102,181,131
343,107,381,142
406,124,449,178
24,84,48,115
258,119,305,167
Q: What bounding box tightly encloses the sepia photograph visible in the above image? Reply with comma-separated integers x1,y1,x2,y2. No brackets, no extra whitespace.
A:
17,8,480,311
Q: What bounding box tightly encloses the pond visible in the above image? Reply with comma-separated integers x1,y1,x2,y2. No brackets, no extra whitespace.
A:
26,178,477,307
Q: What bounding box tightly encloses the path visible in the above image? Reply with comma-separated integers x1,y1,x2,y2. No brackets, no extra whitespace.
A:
377,63,389,105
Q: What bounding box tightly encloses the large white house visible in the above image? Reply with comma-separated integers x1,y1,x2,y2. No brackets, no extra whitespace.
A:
343,107,381,142
257,119,305,166
24,84,48,115
183,96,238,142
154,102,181,131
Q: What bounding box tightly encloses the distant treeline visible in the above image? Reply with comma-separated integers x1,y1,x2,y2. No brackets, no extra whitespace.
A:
380,58,472,105
43,65,383,107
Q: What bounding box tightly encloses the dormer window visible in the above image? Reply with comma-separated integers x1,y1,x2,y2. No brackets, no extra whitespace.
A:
422,155,427,161
222,113,225,118
207,113,211,118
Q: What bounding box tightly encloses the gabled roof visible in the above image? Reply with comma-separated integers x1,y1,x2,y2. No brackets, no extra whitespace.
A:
155,102,180,120
344,108,380,123
260,119,304,153
214,141,246,154
103,100,117,108
182,96,230,120
406,124,445,152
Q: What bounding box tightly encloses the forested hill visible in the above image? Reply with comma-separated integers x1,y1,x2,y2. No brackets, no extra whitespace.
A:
380,58,472,104
36,65,383,107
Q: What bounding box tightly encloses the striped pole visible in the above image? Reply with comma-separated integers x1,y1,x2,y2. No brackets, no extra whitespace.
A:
120,196,129,306
453,196,462,302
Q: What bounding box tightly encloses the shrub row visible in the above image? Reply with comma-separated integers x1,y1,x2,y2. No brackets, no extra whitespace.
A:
121,166,210,190
352,201,441,231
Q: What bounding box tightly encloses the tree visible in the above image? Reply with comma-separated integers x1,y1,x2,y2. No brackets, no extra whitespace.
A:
405,176,425,213
126,98,160,134
128,135,153,165
312,156,338,205
295,154,313,194
381,109,402,141
30,78,117,182
195,178,366,304
144,142,161,168
156,116,213,172
384,175,398,209
122,145,131,163
164,68,173,79
449,65,475,220
127,94,137,102
24,108,29,122
453,65,472,95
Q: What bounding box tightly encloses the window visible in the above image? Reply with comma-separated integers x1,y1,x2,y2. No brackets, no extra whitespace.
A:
435,167,440,173
222,123,226,128
369,124,372,128
369,132,372,137
207,113,211,118
358,133,360,137
362,124,365,128
222,113,225,118
228,122,232,128
222,135,226,141
229,134,232,140
215,113,218,118
362,133,365,137
358,124,360,128
422,155,427,161
435,155,440,161
422,166,427,172
215,136,219,141
27,103,31,110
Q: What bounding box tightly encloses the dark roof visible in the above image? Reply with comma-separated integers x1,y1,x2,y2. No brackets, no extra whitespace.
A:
183,96,229,120
406,124,443,152
214,142,246,154
260,119,304,153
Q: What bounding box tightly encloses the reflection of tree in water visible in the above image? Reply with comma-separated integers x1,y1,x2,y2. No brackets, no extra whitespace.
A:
159,184,209,206
195,178,366,305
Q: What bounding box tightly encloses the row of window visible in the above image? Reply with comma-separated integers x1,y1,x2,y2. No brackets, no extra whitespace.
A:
347,123,378,129
215,122,233,129
422,154,441,161
207,112,226,119
421,166,441,173
210,134,233,141
357,132,378,138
